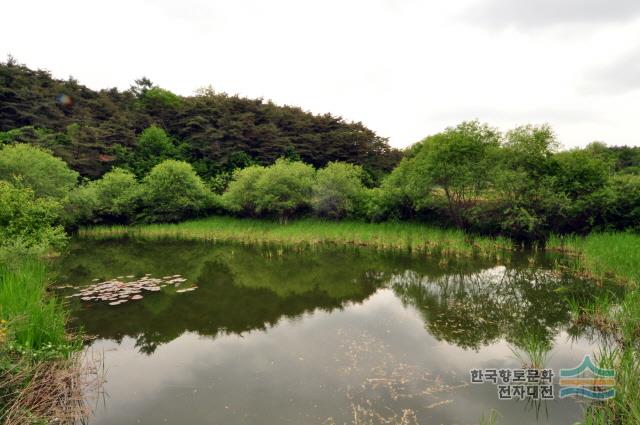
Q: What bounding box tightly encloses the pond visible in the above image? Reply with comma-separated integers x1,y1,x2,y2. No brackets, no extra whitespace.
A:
53,239,617,425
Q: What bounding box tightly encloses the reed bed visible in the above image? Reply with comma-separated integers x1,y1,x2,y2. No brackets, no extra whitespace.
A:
0,260,72,354
79,216,512,258
548,232,640,285
548,232,640,425
0,259,86,424
0,353,97,425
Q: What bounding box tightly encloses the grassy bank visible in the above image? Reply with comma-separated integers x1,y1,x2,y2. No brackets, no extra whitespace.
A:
0,259,84,424
548,232,640,425
79,216,512,258
548,232,640,284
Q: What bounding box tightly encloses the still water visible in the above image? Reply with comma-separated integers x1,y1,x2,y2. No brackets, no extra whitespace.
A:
54,239,616,425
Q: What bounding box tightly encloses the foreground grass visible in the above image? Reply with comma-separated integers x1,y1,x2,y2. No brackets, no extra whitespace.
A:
80,216,513,257
0,259,84,424
548,232,640,285
548,232,640,425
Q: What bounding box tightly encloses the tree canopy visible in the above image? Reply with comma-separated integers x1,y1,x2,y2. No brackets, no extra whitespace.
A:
0,60,401,180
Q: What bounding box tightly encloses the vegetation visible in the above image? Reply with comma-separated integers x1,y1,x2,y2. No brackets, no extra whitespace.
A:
79,216,511,258
0,244,83,424
548,233,640,425
312,162,367,219
0,181,67,258
138,160,211,223
0,143,78,199
0,60,401,180
0,142,83,422
2,60,640,424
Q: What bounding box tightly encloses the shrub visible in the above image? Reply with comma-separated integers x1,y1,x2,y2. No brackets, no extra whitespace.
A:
139,160,211,223
62,184,99,226
63,168,140,225
92,168,139,222
253,159,315,221
553,148,612,200
312,162,366,219
131,126,178,177
0,181,67,257
221,165,266,216
0,144,78,199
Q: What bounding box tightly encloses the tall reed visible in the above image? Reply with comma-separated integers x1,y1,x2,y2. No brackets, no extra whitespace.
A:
549,232,640,425
80,216,512,258
0,259,74,356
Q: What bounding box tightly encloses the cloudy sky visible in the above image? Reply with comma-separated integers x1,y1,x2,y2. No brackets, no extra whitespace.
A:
2,0,640,148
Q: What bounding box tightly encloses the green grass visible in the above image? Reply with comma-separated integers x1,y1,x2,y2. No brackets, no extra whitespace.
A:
79,216,512,258
0,259,77,358
0,259,82,423
548,232,640,285
548,232,640,425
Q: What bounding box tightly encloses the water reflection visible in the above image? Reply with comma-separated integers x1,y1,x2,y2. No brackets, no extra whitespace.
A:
53,239,618,425
56,240,610,355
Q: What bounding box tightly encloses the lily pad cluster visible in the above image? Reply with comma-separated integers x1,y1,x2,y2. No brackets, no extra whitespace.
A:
66,274,197,306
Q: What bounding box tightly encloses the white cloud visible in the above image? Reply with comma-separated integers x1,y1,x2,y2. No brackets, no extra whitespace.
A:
465,0,640,28
1,0,640,148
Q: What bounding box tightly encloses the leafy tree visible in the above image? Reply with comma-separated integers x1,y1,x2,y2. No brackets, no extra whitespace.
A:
63,168,140,225
0,61,400,179
253,159,315,221
0,181,67,256
0,143,78,199
207,171,233,195
221,165,266,216
490,124,564,241
312,162,366,219
554,148,612,200
131,125,177,177
62,184,99,226
406,121,501,228
92,168,139,221
139,160,211,223
223,160,315,221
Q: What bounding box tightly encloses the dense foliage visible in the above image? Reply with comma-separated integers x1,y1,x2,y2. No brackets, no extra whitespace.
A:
0,60,401,180
1,60,639,242
0,143,78,199
0,181,67,257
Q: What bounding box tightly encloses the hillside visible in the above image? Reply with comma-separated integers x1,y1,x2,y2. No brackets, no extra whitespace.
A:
0,59,401,179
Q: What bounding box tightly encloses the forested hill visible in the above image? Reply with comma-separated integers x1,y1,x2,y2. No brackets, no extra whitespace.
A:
0,60,401,179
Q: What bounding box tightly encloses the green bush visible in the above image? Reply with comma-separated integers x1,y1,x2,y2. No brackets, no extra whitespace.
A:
62,184,99,226
223,160,315,220
63,168,140,225
139,160,211,223
221,164,266,216
0,144,78,199
253,159,315,221
312,162,366,219
92,168,139,221
553,148,612,200
0,181,67,257
131,126,178,177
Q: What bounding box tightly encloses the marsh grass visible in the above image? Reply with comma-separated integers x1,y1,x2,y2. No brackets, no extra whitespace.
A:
510,333,552,370
548,233,640,285
0,259,84,423
548,232,640,425
79,216,512,258
479,409,501,425
0,260,76,356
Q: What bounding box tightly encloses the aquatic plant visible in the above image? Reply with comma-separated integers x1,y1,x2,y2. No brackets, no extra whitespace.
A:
549,232,640,425
0,259,85,424
80,216,512,258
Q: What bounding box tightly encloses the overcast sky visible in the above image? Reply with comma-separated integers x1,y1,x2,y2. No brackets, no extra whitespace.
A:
3,0,640,148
